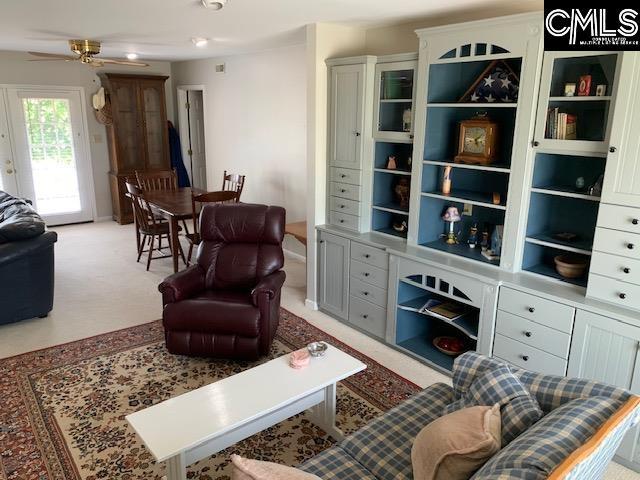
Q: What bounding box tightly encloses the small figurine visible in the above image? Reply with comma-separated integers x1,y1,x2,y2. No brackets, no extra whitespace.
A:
394,177,411,210
468,223,479,248
392,217,408,234
442,206,461,245
576,176,585,190
442,166,452,194
589,174,604,197
386,155,397,170
480,225,490,251
402,107,412,132
491,225,504,256
492,192,501,205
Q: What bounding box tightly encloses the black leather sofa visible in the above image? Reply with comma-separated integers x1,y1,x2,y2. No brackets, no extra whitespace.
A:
0,191,57,325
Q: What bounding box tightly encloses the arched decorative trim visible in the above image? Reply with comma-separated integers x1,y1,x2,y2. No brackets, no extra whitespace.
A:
438,43,511,60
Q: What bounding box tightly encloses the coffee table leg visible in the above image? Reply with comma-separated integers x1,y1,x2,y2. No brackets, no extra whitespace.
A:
314,383,344,441
165,452,186,480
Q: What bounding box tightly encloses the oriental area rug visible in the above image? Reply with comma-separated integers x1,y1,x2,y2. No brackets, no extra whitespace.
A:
0,309,420,480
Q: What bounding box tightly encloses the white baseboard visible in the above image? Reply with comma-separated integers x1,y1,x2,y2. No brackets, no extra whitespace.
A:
284,249,306,263
95,215,113,222
305,299,319,311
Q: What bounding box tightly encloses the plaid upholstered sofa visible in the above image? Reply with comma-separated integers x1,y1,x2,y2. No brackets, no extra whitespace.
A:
300,352,640,480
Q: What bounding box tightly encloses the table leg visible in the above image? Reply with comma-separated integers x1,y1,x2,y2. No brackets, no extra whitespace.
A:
313,383,344,441
165,452,186,480
169,217,179,273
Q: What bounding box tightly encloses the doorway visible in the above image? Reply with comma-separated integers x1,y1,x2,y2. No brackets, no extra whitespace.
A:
177,86,207,190
1,87,94,226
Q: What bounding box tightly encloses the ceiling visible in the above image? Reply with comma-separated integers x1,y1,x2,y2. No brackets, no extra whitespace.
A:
0,0,535,61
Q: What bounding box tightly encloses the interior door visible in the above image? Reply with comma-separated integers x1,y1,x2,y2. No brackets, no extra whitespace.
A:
0,89,18,196
187,90,207,190
6,88,93,225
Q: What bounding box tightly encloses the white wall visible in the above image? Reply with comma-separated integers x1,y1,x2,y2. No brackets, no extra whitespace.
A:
0,51,174,219
171,44,307,255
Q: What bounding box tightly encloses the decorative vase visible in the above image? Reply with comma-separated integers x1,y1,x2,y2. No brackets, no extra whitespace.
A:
394,177,411,210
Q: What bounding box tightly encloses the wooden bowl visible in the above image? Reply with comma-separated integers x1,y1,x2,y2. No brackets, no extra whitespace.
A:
433,336,466,357
554,254,588,279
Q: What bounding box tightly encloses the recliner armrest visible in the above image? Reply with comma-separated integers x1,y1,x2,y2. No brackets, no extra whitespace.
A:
158,265,206,305
251,271,286,306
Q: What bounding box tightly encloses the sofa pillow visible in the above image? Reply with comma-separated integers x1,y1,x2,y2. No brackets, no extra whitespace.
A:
444,365,543,446
412,404,501,480
230,454,321,480
471,396,622,480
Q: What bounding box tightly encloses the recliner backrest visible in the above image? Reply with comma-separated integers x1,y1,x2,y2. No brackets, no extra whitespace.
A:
197,203,285,289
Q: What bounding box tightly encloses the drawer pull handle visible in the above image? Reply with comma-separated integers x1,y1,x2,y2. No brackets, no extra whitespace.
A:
319,240,324,244
624,267,631,274
620,293,627,299
364,254,371,258
340,205,345,209
628,243,635,250
364,272,370,277
363,291,369,296
524,331,532,337
632,219,639,225
340,174,346,178
341,189,346,193
527,307,535,313
362,314,368,319
521,355,529,362
610,146,617,153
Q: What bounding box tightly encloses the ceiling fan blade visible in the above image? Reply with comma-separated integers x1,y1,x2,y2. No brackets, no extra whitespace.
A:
99,58,150,67
28,58,77,62
28,51,78,60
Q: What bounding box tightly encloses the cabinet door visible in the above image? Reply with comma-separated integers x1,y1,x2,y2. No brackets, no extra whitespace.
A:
111,79,143,172
602,53,640,208
318,231,350,319
329,64,365,169
139,80,169,171
373,61,416,142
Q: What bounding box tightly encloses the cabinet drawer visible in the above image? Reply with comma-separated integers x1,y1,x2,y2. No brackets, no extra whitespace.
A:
597,204,640,234
494,334,567,376
329,211,359,231
350,277,387,308
587,274,640,311
349,296,386,339
590,251,640,284
330,182,361,201
495,311,571,359
350,259,388,289
350,242,388,270
498,287,574,334
330,167,361,186
329,196,360,216
594,227,640,260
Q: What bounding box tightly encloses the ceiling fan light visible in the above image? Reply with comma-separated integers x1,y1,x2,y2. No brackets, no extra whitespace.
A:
201,0,226,10
126,53,138,60
192,37,209,48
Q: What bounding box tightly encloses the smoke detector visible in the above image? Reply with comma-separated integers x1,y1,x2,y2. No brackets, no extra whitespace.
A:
201,0,227,10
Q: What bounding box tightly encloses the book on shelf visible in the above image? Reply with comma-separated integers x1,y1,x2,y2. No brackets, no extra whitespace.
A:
420,299,471,321
546,108,577,140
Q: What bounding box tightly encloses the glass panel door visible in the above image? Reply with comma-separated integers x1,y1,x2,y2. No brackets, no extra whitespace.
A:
374,61,417,142
0,90,18,196
140,82,167,170
7,89,93,225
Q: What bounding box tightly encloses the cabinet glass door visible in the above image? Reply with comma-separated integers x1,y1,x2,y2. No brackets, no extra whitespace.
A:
112,80,143,172
374,62,416,141
140,82,168,170
534,52,621,154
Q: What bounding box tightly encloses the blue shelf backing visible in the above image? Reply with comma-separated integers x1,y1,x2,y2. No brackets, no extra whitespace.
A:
372,209,408,239
422,163,509,206
375,142,413,170
549,54,617,98
373,170,411,211
533,153,605,192
427,58,522,104
423,106,517,167
523,242,589,288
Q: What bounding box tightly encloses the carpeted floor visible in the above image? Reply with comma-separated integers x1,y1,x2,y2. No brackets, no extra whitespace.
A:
0,309,419,480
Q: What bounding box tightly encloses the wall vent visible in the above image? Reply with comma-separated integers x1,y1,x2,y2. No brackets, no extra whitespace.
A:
215,63,225,73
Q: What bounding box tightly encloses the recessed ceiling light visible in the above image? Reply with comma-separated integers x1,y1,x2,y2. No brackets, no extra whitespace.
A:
126,53,138,60
201,0,227,10
192,37,209,47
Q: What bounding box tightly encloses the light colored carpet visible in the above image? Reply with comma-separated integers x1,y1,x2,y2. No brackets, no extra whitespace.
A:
0,221,636,479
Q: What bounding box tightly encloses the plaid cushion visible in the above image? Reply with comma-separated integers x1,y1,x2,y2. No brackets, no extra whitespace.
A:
339,382,454,480
299,446,377,479
472,396,623,480
445,364,543,446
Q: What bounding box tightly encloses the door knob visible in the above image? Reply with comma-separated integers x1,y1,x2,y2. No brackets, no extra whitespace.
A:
527,307,535,313
624,267,631,274
628,243,635,250
524,331,532,337
354,132,361,137
521,355,529,361
632,219,639,225
620,293,627,299
610,146,617,153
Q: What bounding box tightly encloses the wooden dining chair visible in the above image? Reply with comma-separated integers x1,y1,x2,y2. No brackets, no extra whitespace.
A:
186,190,240,263
222,171,245,200
136,169,178,192
125,181,186,271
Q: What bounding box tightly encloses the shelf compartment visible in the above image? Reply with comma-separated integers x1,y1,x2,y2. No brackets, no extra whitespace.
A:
421,240,501,266
423,159,510,173
526,193,599,255
380,69,414,100
424,106,517,167
549,54,618,98
427,58,522,104
379,103,413,133
375,142,413,170
544,100,610,142
397,299,478,340
373,170,411,211
530,187,600,202
532,152,605,200
372,208,408,239
421,191,506,210
522,242,589,288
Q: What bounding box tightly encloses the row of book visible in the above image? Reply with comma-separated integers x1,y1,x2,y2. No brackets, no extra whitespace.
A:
546,107,577,140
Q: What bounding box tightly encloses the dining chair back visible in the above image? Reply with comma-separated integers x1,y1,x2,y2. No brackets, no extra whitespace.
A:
136,169,178,192
221,171,245,200
186,190,240,263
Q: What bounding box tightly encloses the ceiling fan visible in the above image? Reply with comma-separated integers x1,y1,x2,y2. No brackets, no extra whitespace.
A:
28,40,149,67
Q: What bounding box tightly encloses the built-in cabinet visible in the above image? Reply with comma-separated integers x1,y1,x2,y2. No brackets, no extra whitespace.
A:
318,12,640,471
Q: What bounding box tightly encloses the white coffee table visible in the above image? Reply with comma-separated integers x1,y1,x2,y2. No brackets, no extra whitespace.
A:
126,344,366,480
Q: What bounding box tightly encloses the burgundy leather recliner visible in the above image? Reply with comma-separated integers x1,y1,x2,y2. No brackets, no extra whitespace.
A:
158,203,286,359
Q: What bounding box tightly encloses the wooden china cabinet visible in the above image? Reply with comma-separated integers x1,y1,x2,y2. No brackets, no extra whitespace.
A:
99,73,170,224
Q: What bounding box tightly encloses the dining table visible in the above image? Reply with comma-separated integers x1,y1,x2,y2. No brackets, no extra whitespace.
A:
143,187,205,273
